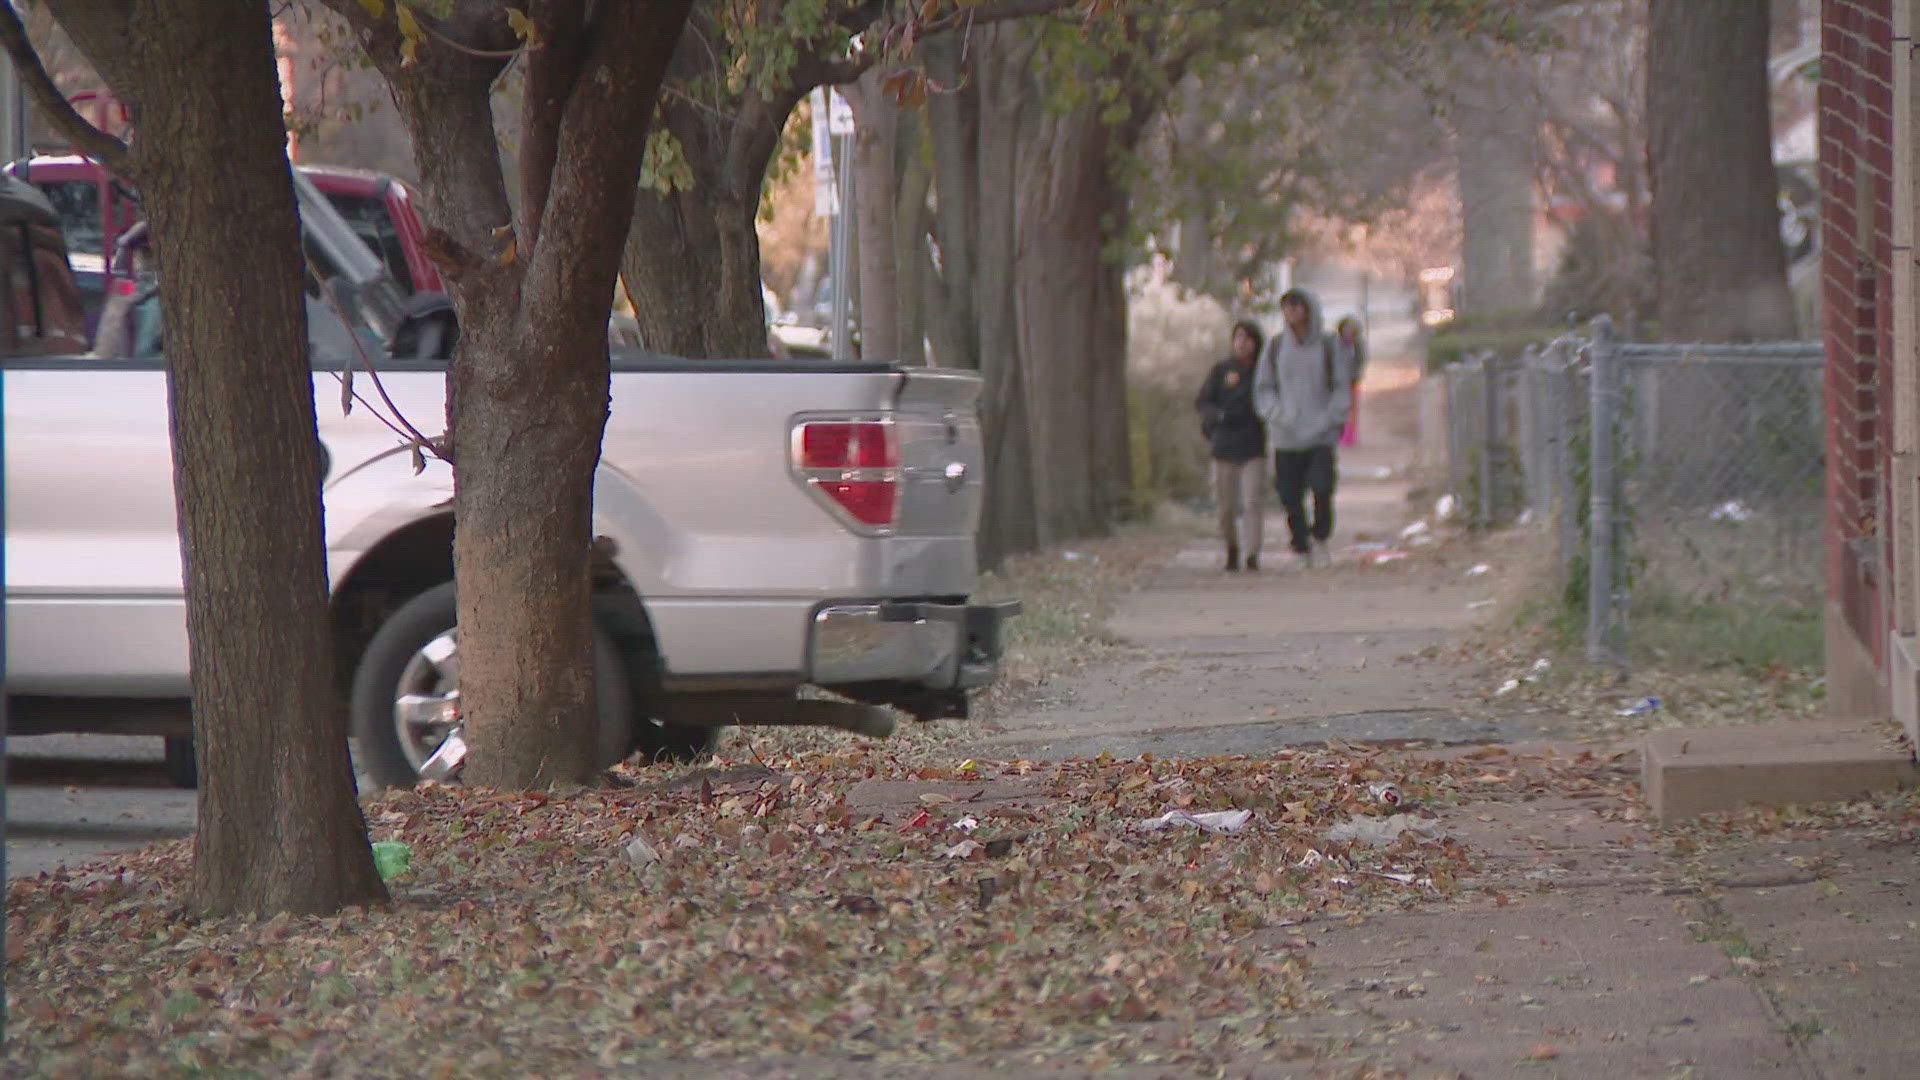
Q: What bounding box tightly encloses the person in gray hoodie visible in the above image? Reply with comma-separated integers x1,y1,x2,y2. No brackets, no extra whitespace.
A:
1253,288,1351,567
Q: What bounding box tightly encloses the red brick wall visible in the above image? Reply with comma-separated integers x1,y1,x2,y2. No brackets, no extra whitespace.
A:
1821,0,1894,664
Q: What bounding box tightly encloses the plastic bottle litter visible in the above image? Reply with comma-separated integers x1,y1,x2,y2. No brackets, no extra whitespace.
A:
1709,500,1754,523
370,840,412,881
1136,808,1253,834
1324,814,1439,848
1616,695,1662,717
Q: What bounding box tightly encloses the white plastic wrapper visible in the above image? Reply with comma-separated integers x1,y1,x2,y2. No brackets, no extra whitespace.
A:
1135,808,1254,834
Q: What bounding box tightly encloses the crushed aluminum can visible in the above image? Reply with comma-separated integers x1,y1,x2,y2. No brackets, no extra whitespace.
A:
1367,781,1402,807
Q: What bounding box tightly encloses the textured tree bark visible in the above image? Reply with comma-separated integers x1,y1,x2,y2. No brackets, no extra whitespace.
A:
623,188,725,357
32,0,385,915
892,106,932,368
1018,107,1113,545
970,26,1040,567
845,68,901,360
331,0,694,789
1452,57,1538,317
614,6,814,361
925,34,982,373
1647,0,1795,340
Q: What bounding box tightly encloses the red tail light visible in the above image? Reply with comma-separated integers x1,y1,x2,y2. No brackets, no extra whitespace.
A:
793,419,898,529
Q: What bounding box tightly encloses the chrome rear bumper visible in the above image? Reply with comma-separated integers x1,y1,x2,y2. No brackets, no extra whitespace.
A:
809,599,1021,690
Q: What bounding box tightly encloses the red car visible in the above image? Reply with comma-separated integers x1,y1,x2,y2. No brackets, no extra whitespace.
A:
3,155,443,309
295,164,443,296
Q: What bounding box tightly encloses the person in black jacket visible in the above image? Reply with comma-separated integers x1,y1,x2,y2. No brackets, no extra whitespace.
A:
1194,319,1268,571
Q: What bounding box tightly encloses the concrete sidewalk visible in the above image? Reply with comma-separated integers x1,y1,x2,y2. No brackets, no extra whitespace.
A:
973,360,1916,1076
1255,748,1914,1078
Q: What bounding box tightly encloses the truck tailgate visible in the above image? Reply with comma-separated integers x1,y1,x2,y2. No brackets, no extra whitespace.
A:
890,369,984,538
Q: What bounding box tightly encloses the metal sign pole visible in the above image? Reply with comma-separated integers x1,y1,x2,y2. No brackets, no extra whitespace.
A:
827,92,855,360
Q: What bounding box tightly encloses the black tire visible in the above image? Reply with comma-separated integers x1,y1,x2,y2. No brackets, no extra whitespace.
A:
162,736,198,789
631,719,719,764
904,689,971,722
350,582,634,788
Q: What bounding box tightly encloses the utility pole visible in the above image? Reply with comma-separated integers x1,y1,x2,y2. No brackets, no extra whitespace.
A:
0,44,25,163
826,90,855,361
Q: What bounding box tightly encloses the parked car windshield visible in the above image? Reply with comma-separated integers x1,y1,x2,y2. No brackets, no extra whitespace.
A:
323,191,415,294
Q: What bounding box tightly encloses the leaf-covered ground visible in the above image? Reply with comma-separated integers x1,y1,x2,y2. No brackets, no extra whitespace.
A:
4,522,1876,1077
5,745,1572,1077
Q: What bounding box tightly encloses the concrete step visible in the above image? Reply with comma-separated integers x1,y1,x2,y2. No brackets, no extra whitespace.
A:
1642,718,1917,823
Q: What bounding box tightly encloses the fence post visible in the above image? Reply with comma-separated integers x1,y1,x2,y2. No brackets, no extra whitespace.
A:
1479,353,1498,528
1586,316,1615,661
1554,340,1579,585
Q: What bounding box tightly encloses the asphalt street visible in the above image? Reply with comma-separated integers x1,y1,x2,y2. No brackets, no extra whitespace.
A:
5,733,197,879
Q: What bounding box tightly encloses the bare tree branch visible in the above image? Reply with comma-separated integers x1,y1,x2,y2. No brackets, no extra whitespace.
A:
520,0,588,254
0,3,129,173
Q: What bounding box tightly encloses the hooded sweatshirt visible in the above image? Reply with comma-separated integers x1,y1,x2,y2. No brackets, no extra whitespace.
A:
1253,291,1352,451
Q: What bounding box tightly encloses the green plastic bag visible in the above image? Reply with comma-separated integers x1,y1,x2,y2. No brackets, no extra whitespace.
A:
371,841,412,881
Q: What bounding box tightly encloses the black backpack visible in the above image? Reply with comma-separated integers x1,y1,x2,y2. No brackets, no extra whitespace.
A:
1262,335,1336,395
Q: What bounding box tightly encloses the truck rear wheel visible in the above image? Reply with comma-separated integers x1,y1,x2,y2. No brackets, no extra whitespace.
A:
162,736,198,789
350,582,634,788
632,718,718,763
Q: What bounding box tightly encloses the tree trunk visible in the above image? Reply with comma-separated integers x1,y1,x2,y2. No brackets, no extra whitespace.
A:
448,293,607,788
1017,105,1120,544
969,26,1040,566
892,105,931,368
1453,58,1538,316
37,0,385,915
337,0,692,789
1648,0,1794,340
925,34,981,373
615,12,791,362
623,182,768,358
846,68,901,360
623,186,724,356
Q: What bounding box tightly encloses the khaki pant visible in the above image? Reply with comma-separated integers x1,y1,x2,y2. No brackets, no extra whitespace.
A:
1211,456,1266,555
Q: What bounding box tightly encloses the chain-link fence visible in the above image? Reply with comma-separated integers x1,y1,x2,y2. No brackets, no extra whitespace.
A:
1442,319,1825,669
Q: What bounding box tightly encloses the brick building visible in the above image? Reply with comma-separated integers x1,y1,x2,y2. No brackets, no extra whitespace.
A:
1820,0,1920,745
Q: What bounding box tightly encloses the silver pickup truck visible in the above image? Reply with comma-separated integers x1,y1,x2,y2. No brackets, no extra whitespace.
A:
1,170,1015,787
